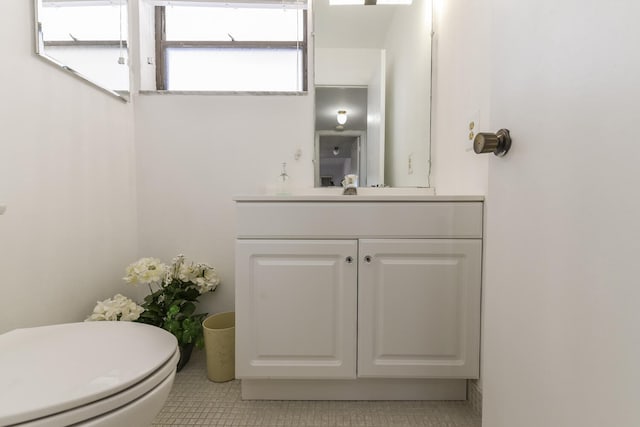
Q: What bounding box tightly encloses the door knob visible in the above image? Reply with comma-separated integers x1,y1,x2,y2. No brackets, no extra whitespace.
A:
364,255,372,263
473,129,512,157
346,256,353,264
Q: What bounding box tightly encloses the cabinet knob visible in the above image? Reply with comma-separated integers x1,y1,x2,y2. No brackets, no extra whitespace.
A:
364,255,372,263
346,256,353,264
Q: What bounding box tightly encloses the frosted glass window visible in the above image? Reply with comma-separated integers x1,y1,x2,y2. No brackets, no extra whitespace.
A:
165,7,304,42
40,5,128,41
157,3,307,92
167,48,302,92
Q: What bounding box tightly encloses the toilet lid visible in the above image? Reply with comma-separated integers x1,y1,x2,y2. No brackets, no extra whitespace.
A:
0,321,178,426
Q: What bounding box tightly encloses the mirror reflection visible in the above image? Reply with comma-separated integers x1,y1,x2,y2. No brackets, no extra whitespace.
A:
315,86,370,186
34,0,130,100
313,0,431,187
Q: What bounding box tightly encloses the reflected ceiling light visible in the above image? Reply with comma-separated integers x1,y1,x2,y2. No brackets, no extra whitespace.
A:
337,110,348,125
329,0,412,5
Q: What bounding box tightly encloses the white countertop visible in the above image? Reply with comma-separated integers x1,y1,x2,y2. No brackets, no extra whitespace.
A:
235,195,484,202
234,188,484,202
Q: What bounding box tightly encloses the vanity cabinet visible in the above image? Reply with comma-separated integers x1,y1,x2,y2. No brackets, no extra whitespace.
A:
234,196,484,399
235,239,358,379
357,239,482,378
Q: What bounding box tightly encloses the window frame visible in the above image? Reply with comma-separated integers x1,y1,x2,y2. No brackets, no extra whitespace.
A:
154,5,308,93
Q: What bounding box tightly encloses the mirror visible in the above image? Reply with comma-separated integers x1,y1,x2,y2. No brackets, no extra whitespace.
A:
313,0,431,187
34,0,130,101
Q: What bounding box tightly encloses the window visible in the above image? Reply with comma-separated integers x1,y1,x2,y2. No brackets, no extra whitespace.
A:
153,1,308,92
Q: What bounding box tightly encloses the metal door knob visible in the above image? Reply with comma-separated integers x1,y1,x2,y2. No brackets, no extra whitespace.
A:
346,256,353,264
364,255,372,263
474,129,512,157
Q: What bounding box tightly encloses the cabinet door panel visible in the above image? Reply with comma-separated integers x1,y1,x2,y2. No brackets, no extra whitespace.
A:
236,240,358,379
358,239,482,378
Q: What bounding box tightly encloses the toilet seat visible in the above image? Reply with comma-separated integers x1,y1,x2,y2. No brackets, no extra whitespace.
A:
0,322,179,426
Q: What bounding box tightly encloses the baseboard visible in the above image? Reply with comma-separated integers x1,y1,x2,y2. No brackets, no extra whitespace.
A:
241,378,467,401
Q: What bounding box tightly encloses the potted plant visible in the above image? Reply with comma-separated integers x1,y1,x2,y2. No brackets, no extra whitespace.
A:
87,254,220,371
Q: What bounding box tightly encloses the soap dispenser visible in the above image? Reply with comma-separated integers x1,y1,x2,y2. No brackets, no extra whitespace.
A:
276,162,291,195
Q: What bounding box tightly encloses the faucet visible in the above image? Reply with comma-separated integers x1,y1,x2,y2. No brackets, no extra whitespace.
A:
341,174,358,195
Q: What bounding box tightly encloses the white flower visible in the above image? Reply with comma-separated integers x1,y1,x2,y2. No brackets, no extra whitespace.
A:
166,254,186,283
178,263,198,283
86,294,144,322
193,264,220,294
167,255,220,293
123,257,168,286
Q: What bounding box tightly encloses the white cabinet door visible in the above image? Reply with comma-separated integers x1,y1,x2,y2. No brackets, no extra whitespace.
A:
236,240,358,379
358,239,482,378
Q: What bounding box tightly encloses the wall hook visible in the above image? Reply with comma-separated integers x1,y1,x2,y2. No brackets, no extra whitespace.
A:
473,129,512,157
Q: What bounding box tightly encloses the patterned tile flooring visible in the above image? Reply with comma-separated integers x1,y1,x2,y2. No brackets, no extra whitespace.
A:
153,350,482,427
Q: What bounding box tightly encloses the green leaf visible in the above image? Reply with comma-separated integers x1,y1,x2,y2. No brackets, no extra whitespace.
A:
182,302,196,317
184,288,200,301
195,335,205,349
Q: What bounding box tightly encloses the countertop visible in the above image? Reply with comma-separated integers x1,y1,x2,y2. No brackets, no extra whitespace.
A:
234,188,484,203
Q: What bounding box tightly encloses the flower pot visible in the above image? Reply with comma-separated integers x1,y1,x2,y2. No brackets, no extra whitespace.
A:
176,343,194,372
203,312,235,382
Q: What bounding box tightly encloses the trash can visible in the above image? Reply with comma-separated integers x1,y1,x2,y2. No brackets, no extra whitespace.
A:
202,312,235,382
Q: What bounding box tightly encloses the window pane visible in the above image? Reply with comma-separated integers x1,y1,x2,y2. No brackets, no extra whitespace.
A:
166,48,303,91
45,46,129,91
40,4,128,41
165,6,304,42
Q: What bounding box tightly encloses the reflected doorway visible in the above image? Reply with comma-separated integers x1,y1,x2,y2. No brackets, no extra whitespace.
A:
315,132,366,187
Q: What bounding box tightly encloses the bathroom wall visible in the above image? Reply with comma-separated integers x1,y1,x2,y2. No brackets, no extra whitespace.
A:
314,48,382,86
383,0,432,187
429,0,492,395
433,0,640,425
133,94,314,315
482,0,640,425
430,0,490,195
0,1,138,333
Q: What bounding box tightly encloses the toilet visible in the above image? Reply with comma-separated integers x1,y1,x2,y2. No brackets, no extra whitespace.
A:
0,321,179,427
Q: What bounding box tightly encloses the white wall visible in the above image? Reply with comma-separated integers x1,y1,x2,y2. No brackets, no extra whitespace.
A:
366,52,385,187
482,0,640,425
430,0,492,394
134,94,314,315
0,1,138,333
137,0,156,91
430,0,489,195
313,0,396,49
315,48,382,86
384,0,432,187
435,6,640,427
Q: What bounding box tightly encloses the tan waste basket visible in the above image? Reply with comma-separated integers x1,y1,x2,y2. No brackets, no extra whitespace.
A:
202,312,235,382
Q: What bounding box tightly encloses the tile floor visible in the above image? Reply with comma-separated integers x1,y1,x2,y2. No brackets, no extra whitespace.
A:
153,350,482,427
